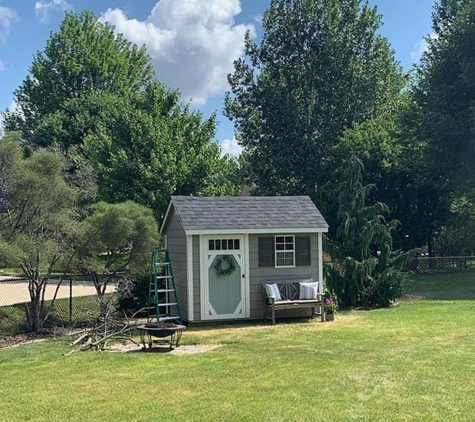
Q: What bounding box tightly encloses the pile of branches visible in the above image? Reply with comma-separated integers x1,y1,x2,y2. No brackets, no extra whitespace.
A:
66,308,146,355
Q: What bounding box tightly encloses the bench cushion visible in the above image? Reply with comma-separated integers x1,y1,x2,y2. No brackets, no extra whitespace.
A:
299,281,319,300
264,283,282,301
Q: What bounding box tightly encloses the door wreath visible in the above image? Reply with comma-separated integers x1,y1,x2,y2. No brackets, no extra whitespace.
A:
214,255,236,277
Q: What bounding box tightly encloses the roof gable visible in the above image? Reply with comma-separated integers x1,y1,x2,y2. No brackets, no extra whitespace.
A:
161,196,328,234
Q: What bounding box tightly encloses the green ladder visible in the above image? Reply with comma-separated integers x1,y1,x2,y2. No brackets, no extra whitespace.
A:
148,249,182,323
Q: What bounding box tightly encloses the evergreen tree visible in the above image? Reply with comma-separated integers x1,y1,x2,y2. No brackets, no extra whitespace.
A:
326,157,414,307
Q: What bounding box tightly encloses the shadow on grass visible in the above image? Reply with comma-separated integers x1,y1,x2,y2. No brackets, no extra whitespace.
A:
185,316,322,333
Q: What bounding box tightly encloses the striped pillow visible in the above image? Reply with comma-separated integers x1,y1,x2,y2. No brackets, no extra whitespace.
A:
264,283,282,301
299,281,319,300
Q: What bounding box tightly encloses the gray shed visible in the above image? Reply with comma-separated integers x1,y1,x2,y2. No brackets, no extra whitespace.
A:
160,196,329,322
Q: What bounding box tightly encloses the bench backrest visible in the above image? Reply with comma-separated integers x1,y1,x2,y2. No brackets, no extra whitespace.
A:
262,278,314,301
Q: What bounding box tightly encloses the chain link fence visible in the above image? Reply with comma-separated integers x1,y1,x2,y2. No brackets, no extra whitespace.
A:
0,276,117,335
403,256,475,301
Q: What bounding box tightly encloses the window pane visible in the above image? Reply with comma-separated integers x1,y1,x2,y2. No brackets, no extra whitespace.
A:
276,255,285,266
285,236,293,243
285,252,294,265
209,240,215,250
285,242,294,250
276,236,285,243
284,252,294,265
228,239,234,249
222,240,228,250
276,243,285,251
234,239,240,250
215,240,221,250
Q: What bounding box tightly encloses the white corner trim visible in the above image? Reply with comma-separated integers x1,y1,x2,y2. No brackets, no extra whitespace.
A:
159,201,174,234
199,235,206,320
185,227,328,235
318,232,323,294
186,235,194,321
244,234,250,318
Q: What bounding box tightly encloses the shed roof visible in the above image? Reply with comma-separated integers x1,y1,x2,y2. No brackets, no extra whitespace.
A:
161,196,329,234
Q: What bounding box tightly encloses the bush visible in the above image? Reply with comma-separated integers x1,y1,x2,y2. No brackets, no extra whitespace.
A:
116,272,151,316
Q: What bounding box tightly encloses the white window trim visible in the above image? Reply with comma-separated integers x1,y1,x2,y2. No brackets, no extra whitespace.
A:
275,235,296,268
207,238,241,252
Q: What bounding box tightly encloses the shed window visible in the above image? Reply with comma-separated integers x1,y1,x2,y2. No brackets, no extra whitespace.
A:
208,238,240,251
259,236,311,268
275,236,295,267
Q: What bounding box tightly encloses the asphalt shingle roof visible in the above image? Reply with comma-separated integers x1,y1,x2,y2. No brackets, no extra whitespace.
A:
169,196,328,232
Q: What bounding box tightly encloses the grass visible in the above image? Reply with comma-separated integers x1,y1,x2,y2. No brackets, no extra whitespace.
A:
405,271,475,300
0,268,22,277
0,295,102,334
2,302,475,421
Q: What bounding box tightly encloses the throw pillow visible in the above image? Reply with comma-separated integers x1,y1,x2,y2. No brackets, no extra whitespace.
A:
264,283,282,301
299,281,319,300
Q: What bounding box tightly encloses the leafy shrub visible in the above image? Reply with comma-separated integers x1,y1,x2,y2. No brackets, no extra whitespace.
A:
116,272,151,316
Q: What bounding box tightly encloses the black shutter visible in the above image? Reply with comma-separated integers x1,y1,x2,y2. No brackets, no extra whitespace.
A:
296,237,311,266
259,237,275,267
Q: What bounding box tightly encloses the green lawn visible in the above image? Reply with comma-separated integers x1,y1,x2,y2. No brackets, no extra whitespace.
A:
2,302,475,421
0,295,102,334
405,271,475,300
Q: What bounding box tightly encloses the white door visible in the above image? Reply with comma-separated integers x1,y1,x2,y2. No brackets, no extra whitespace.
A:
202,236,247,320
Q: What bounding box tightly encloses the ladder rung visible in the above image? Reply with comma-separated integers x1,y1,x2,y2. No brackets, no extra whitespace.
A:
156,276,173,279
158,302,177,307
156,262,170,267
150,289,176,294
159,316,181,321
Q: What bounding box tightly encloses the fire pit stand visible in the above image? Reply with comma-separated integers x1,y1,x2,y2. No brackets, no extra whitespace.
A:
137,323,186,350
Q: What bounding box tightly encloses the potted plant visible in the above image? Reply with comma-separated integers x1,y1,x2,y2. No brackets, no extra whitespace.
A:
324,297,338,321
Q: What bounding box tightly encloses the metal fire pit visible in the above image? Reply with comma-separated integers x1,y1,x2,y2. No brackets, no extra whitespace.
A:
137,323,186,350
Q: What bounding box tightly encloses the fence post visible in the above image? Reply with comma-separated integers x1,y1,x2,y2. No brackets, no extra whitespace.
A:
69,275,73,326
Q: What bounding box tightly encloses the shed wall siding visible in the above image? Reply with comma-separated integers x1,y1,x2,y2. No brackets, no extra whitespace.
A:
193,235,201,321
163,208,188,319
249,233,320,319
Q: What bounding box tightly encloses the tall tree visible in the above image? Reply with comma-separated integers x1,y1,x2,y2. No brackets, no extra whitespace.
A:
225,0,405,196
3,11,239,218
416,0,475,197
80,84,238,217
332,95,450,250
4,10,153,147
326,157,414,307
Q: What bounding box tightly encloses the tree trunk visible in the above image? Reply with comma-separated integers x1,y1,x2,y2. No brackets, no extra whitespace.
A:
26,280,43,332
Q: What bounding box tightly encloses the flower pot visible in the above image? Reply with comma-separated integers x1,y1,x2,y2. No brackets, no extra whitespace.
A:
325,313,334,322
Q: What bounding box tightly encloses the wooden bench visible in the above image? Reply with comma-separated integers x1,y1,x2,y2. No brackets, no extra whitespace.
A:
262,278,324,324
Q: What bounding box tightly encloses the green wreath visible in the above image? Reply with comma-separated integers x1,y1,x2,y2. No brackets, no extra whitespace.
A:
214,255,236,277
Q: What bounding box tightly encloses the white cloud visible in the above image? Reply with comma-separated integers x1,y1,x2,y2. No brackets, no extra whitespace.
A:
220,137,242,157
0,6,18,42
101,0,254,106
411,32,437,64
35,0,72,24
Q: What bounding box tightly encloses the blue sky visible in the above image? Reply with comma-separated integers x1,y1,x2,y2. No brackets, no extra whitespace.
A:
0,0,435,154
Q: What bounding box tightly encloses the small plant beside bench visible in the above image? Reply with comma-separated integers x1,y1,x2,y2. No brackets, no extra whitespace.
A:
262,278,324,324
